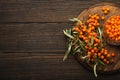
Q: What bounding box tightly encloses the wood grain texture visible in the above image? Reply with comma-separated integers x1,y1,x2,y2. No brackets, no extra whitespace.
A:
0,23,70,52
0,52,120,80
0,0,120,80
0,0,119,22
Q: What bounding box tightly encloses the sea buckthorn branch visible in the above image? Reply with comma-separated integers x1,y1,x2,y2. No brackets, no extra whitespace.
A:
63,6,116,77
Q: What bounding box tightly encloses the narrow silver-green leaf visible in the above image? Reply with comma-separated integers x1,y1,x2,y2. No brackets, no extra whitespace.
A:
98,27,102,41
73,31,78,34
69,18,81,22
63,42,72,61
79,39,85,46
94,63,98,77
87,40,91,48
98,59,105,66
73,37,78,45
73,46,81,55
78,39,86,52
63,30,74,39
91,36,94,46
81,55,88,60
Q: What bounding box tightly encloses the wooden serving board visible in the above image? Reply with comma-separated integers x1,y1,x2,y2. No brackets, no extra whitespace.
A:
76,3,120,73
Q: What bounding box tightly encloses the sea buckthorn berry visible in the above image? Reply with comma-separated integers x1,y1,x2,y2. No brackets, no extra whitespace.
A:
103,59,107,62
94,47,98,52
104,15,120,45
104,51,108,55
91,58,94,62
98,53,101,57
88,52,91,55
104,10,108,15
85,46,88,49
100,55,104,59
87,54,91,58
101,7,110,15
85,40,88,43
91,49,94,53
102,7,106,11
106,7,110,11
89,14,92,18
111,52,115,57
110,59,115,63
106,61,110,64
106,54,111,58
101,16,105,20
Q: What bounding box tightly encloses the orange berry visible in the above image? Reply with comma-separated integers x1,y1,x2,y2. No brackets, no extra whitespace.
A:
85,46,88,49
98,52,101,57
79,35,83,38
88,52,91,55
94,47,98,52
87,54,91,58
110,59,114,63
104,51,108,55
106,54,111,58
91,49,94,53
111,53,115,57
100,55,104,59
106,61,110,64
91,58,94,62
96,23,100,26
106,8,110,11
89,14,92,18
80,31,83,35
104,10,108,15
85,40,88,43
87,20,90,24
96,16,99,20
88,36,92,39
102,7,106,11
79,22,84,26
94,38,100,43
91,16,94,19
103,59,107,62
101,16,105,20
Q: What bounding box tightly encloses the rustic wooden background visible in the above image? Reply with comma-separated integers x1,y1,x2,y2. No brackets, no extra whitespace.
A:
0,0,120,80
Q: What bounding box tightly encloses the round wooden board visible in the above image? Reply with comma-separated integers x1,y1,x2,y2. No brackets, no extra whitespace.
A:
75,3,120,73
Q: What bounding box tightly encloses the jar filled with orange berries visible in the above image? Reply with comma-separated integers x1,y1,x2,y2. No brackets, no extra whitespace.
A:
103,15,120,45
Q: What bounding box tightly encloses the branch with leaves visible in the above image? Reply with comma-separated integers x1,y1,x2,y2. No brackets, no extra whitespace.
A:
63,16,116,77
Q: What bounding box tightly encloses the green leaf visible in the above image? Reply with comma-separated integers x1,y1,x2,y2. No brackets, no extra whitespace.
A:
69,18,81,22
73,31,78,34
98,27,102,41
73,46,81,55
63,42,72,61
78,39,86,52
98,59,105,66
94,63,98,77
81,55,88,60
87,40,91,48
73,37,78,45
67,28,72,34
78,39,85,46
91,36,94,46
63,30,74,39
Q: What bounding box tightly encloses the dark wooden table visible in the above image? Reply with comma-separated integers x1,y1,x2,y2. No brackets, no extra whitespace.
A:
0,0,120,80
